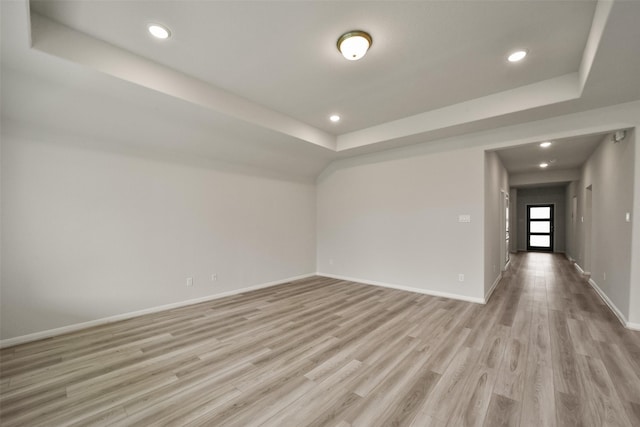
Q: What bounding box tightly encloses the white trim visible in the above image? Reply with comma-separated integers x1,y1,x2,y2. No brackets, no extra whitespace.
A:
0,273,315,348
573,262,589,277
566,255,589,277
317,273,485,304
586,278,635,330
485,273,503,303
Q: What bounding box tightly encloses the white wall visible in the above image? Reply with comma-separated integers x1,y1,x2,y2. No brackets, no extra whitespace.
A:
484,151,509,296
509,188,518,252
630,129,640,326
317,146,485,302
567,131,635,322
3,98,640,341
316,102,640,307
0,122,317,340
565,181,579,261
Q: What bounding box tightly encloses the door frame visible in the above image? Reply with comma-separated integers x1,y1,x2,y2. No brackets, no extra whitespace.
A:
500,190,510,269
526,203,554,252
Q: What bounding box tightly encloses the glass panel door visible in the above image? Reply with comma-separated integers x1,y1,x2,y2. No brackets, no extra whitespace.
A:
527,204,554,252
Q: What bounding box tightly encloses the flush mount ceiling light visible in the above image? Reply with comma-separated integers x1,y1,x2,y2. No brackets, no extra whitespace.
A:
148,24,171,39
507,49,527,62
337,31,372,61
540,141,552,148
329,114,341,122
539,162,549,168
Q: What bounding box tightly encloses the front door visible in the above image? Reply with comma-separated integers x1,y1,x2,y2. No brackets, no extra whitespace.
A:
527,204,554,252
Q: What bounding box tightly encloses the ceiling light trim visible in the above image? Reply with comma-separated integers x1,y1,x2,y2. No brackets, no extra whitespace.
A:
507,50,528,63
148,23,171,39
337,30,372,61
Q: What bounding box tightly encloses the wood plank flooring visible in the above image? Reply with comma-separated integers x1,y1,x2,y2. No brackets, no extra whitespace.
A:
1,253,639,426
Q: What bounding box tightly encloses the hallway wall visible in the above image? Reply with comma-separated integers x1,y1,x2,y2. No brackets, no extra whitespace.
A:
631,128,640,326
567,130,636,323
484,151,509,297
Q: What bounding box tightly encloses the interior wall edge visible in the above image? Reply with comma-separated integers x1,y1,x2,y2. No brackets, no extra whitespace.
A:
485,271,503,303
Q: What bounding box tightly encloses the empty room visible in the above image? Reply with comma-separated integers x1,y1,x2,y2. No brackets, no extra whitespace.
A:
1,1,640,426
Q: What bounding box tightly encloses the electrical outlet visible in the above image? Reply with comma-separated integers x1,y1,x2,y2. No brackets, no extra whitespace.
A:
603,272,606,281
211,274,218,281
458,274,465,282
329,259,334,265
186,277,193,287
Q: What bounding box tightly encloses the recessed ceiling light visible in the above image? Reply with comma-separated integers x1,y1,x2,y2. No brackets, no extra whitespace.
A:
507,50,527,62
148,24,171,39
540,141,552,148
329,114,341,122
337,31,372,61
539,162,549,168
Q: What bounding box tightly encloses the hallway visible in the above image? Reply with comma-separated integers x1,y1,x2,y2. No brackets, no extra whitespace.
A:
492,252,640,426
1,253,639,426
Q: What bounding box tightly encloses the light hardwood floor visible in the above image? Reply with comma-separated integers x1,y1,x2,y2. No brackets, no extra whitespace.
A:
1,253,639,426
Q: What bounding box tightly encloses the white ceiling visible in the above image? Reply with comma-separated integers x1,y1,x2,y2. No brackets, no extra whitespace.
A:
495,133,605,174
2,0,640,181
29,0,596,134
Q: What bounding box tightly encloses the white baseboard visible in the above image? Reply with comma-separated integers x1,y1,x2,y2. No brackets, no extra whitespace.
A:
316,272,485,304
0,273,315,349
573,262,590,277
485,273,503,303
586,278,637,330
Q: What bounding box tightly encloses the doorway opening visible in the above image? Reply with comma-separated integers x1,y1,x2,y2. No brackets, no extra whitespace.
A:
527,204,554,252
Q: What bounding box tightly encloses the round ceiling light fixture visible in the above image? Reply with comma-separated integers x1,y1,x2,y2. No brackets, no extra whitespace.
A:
329,114,341,122
539,162,549,168
540,141,552,148
148,23,171,39
507,49,527,62
337,30,372,61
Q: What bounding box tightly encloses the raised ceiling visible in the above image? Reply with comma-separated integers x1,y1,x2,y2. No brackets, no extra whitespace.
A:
30,0,596,135
2,0,640,180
